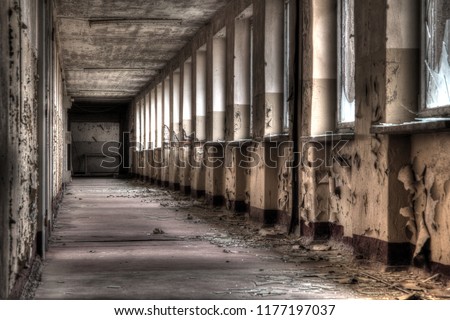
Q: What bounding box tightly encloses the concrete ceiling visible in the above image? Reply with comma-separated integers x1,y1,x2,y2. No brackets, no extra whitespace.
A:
55,0,230,103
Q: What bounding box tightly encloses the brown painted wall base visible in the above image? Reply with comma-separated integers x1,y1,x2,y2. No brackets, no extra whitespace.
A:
249,207,277,226
205,194,225,207
180,185,191,195
277,210,290,228
352,234,413,266
300,220,344,241
9,238,38,299
161,181,169,188
169,182,180,191
191,189,205,199
431,261,450,278
227,200,248,213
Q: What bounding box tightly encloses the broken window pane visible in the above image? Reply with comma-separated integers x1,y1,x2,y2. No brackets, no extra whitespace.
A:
425,0,450,108
339,0,355,123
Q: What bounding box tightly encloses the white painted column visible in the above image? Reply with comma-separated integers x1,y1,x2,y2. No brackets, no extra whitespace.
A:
212,34,226,141
163,77,171,145
182,61,193,139
196,49,207,141
144,93,150,150
156,84,163,148
172,70,181,140
233,18,252,140
310,0,337,135
140,98,145,150
253,0,285,137
135,101,141,150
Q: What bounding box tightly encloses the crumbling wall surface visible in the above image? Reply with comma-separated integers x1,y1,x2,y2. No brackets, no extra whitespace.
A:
190,145,205,196
300,139,354,239
52,57,66,203
0,0,10,299
405,134,450,269
224,147,237,208
351,0,393,259
277,143,293,227
7,0,39,295
329,152,353,239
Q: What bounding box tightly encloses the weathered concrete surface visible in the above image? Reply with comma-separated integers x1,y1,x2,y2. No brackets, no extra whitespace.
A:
410,134,450,271
34,178,348,299
0,0,10,299
34,178,450,300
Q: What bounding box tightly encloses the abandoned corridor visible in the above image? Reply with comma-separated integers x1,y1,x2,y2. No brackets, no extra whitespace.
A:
1,0,450,300
32,178,444,299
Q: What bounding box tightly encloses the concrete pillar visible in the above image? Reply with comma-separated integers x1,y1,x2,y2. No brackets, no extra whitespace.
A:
205,142,225,206
182,62,193,137
310,0,337,135
248,0,286,224
253,0,285,138
163,78,171,145
227,18,252,141
155,84,163,184
190,46,207,198
145,93,150,150
170,71,181,190
0,0,9,298
299,0,339,239
224,7,253,213
144,93,151,180
204,31,227,206
179,60,192,194
139,98,145,177
196,49,207,142
172,71,181,140
148,89,156,182
211,34,226,141
135,104,140,175
162,78,171,186
351,0,412,265
156,84,163,149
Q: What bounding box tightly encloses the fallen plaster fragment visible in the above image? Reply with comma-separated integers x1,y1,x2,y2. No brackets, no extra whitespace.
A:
152,228,165,234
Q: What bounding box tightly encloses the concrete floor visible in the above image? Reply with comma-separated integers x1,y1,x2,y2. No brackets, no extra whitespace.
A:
34,178,448,300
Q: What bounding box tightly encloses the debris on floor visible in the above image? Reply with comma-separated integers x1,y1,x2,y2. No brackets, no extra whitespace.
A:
125,179,449,300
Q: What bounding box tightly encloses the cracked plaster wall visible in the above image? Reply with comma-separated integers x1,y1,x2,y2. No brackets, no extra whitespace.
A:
405,134,450,267
2,0,66,296
7,0,40,294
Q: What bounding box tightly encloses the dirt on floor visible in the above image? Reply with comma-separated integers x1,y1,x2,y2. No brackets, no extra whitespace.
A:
24,178,450,300
114,179,450,300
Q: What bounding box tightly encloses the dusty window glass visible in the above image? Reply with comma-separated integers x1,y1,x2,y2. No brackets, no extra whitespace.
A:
425,0,450,108
338,0,355,124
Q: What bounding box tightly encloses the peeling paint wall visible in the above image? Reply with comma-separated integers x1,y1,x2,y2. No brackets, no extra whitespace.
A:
408,134,450,268
0,0,69,297
7,0,40,295
127,0,450,276
52,53,67,202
